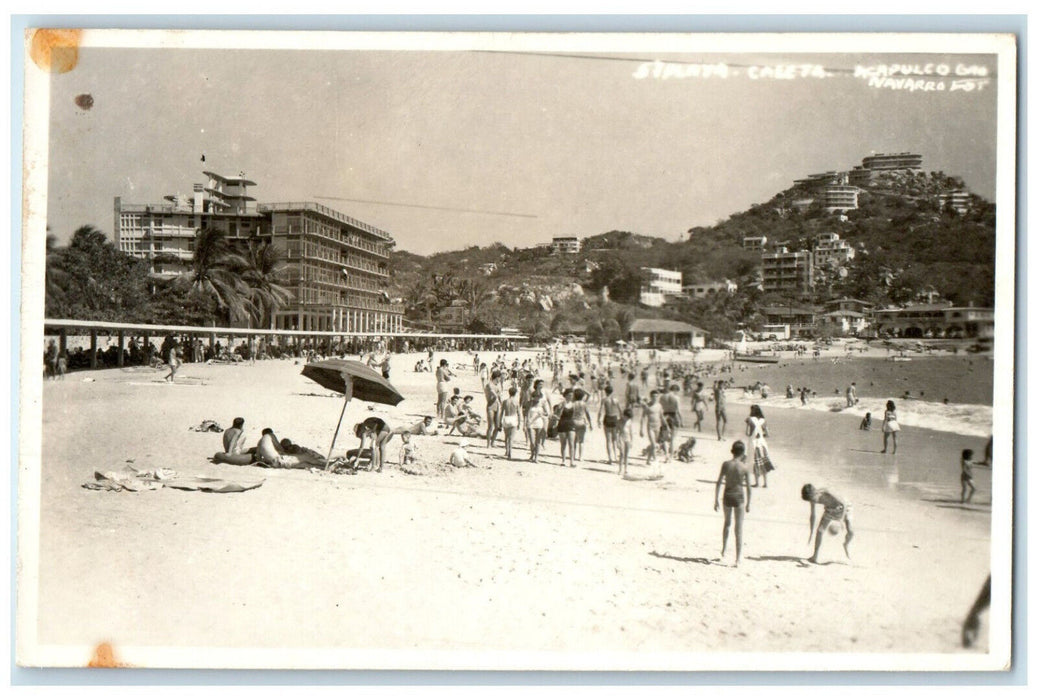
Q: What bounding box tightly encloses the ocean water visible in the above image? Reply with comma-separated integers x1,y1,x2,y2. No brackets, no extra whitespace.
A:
721,354,994,406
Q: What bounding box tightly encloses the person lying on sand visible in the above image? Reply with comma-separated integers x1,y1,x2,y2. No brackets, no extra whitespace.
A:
801,483,854,563
279,438,326,463
253,428,324,469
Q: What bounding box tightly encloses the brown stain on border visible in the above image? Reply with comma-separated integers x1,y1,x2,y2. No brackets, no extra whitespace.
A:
87,641,129,668
29,29,83,74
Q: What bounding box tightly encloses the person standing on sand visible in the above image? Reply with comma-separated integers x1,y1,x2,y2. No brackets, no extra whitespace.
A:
659,383,683,455
881,400,900,454
801,483,853,563
713,380,728,440
714,440,752,567
571,388,594,463
483,369,502,449
556,388,577,468
618,408,634,477
435,359,454,420
691,381,708,432
164,342,180,383
745,404,771,488
526,390,549,463
640,389,664,465
598,383,623,465
499,386,521,460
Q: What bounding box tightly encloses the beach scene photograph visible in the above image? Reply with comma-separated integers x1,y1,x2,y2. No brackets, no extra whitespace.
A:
16,30,1016,671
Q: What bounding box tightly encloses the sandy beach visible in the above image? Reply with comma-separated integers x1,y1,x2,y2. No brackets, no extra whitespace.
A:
27,349,995,667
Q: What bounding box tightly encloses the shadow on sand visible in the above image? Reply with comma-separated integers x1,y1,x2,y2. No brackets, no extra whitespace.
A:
648,550,715,566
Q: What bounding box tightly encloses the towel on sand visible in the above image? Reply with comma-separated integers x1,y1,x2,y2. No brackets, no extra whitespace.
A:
83,470,263,493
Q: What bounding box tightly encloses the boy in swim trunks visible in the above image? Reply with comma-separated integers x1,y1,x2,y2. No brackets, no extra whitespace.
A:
714,440,752,567
801,483,854,563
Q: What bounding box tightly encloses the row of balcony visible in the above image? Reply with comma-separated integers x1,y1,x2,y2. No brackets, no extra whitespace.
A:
259,202,393,242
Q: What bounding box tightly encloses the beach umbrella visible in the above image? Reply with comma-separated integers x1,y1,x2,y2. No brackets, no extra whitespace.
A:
301,359,405,469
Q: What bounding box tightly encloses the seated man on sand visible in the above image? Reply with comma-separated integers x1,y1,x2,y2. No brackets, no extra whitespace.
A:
223,417,248,455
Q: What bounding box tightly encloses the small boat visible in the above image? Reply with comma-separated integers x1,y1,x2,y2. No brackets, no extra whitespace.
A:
735,353,780,364
891,356,913,362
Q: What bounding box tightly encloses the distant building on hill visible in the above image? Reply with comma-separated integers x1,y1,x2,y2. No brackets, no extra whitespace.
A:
812,232,856,268
761,247,814,294
683,279,738,298
938,190,972,214
639,267,683,307
861,152,924,171
551,236,581,254
114,170,403,333
821,183,860,213
742,235,768,251
628,318,707,348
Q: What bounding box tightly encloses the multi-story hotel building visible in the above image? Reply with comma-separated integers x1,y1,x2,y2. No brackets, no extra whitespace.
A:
639,267,683,307
762,246,814,294
114,171,404,333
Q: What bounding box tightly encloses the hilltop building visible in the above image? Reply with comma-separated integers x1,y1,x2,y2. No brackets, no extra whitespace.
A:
761,247,814,294
639,267,683,307
114,171,404,333
861,152,924,171
551,236,581,254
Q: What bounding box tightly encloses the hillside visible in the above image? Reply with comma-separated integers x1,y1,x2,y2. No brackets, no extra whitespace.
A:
390,169,996,340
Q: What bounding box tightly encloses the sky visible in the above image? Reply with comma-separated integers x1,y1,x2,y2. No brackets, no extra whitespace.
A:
42,38,1002,255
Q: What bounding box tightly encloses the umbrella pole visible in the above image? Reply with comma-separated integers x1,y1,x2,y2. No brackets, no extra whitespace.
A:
324,377,354,470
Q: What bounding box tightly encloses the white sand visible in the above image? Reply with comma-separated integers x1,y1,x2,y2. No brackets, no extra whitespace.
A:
30,350,993,665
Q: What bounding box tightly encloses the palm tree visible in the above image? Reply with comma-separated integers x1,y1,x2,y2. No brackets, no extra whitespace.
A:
45,233,69,315
403,277,436,323
241,241,293,329
615,307,636,337
177,228,249,326
457,278,490,317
